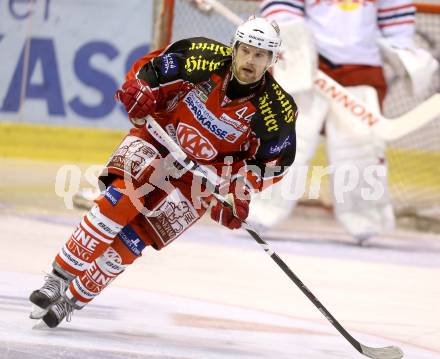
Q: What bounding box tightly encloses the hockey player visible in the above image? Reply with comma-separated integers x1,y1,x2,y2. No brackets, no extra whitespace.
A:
29,17,298,328
256,0,438,242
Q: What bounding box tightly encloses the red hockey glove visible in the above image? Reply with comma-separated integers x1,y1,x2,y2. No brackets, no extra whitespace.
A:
115,79,156,127
210,180,251,230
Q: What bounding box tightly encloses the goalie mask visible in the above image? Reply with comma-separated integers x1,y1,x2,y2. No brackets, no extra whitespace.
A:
231,16,281,84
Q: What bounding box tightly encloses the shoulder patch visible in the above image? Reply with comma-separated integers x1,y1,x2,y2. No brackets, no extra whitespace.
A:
160,53,179,77
266,134,294,156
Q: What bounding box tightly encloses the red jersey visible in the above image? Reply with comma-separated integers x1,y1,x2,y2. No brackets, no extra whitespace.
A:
127,37,298,192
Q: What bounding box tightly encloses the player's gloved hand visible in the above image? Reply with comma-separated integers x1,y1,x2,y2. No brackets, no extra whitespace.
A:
210,179,251,230
115,79,156,127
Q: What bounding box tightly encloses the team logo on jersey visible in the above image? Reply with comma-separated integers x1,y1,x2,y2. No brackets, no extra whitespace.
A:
184,92,242,143
160,53,179,76
147,188,199,246
221,95,231,107
107,136,159,180
176,123,217,161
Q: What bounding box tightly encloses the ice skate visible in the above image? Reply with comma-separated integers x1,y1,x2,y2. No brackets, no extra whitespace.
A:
29,272,68,319
41,297,74,328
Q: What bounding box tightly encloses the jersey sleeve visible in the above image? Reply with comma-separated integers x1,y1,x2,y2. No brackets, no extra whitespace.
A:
260,0,305,22
126,37,231,112
232,77,298,193
378,0,416,48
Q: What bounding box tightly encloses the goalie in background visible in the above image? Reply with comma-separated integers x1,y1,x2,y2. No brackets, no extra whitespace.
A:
251,0,439,243
30,17,298,328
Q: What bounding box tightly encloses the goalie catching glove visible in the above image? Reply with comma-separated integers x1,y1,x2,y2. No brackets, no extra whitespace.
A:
115,79,156,127
210,179,251,230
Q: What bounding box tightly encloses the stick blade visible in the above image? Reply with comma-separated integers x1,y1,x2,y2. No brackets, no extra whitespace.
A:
379,93,440,141
360,344,404,359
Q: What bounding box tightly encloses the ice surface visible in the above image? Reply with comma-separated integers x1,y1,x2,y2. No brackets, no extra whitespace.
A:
0,213,439,358
0,272,438,359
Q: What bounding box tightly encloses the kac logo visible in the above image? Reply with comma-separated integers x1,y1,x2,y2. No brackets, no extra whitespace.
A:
176,123,217,161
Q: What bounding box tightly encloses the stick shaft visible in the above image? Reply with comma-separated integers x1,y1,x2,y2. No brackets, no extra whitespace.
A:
245,226,363,352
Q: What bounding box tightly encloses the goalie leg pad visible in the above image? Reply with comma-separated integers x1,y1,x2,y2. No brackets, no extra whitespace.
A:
326,86,395,240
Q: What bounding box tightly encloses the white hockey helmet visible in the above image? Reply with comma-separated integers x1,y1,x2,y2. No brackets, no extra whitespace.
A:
232,16,281,66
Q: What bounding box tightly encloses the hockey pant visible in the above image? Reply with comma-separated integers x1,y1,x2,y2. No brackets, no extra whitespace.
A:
53,131,208,308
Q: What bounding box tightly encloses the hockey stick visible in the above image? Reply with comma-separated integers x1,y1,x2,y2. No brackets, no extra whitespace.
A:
196,0,440,142
314,71,440,141
145,115,404,359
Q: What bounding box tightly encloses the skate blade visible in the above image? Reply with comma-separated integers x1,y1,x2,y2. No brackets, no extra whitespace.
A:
29,304,49,319
32,319,50,329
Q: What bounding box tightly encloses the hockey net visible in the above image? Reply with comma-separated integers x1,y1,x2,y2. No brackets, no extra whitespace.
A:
153,0,440,230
